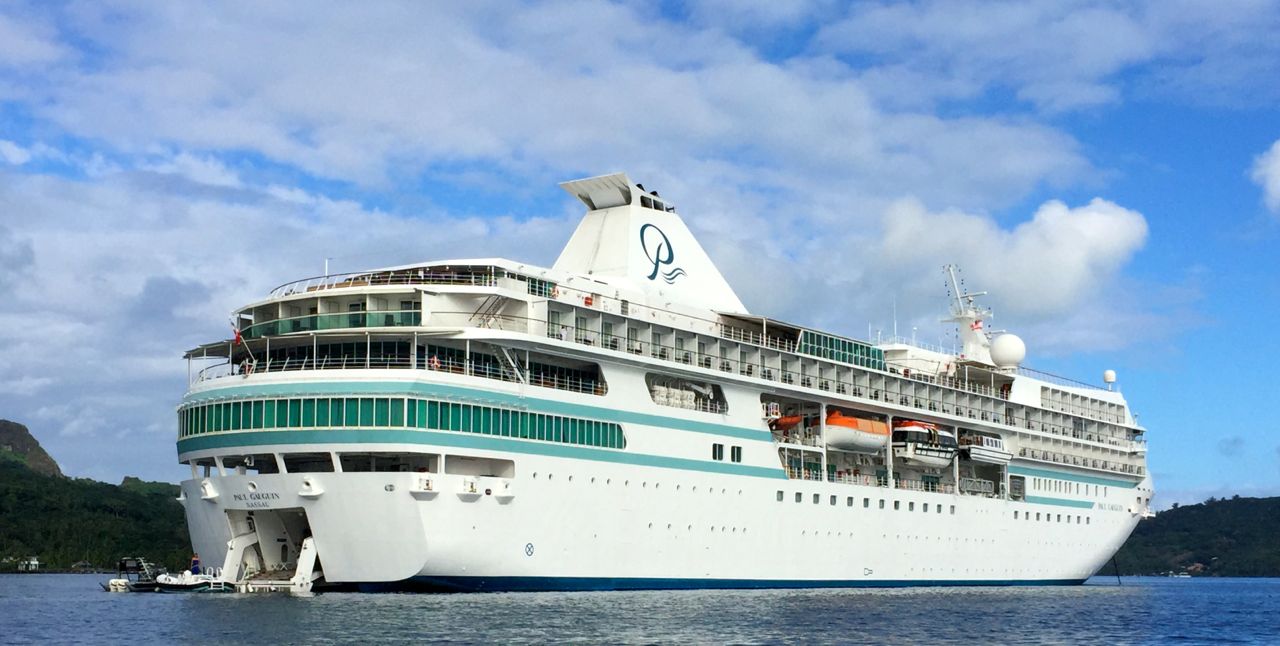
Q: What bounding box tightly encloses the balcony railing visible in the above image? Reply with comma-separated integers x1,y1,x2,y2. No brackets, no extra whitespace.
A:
193,349,606,396
269,269,500,298
1017,447,1145,476
241,310,421,340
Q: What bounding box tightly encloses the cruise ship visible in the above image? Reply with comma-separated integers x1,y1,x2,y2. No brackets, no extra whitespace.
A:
176,173,1154,592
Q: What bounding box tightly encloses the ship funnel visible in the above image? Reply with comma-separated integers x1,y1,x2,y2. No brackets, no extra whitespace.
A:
554,173,748,314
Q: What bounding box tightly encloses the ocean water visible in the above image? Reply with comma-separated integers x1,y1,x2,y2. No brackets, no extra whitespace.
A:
2,575,1278,645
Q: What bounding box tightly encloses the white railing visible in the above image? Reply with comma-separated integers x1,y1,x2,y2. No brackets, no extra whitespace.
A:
269,269,500,298
1017,447,1145,476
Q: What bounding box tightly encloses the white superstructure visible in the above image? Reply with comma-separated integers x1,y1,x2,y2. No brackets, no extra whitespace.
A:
176,173,1154,592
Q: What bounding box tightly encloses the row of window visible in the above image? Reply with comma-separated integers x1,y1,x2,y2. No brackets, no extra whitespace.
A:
797,330,887,370
1032,476,1108,498
711,443,743,463
178,397,626,449
777,491,958,514
1015,510,1091,525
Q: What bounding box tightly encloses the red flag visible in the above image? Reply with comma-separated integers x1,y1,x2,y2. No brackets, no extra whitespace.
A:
233,327,243,345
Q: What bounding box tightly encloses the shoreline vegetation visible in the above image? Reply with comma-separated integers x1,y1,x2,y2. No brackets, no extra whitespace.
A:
3,419,1277,577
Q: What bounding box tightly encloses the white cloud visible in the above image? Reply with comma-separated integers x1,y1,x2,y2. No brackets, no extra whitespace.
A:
0,139,31,165
141,152,242,188
0,375,53,395
1,2,1090,212
0,11,66,66
1251,139,1280,213
877,197,1148,318
813,0,1280,112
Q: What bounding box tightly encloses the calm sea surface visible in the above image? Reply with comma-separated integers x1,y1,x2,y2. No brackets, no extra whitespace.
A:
2,574,1278,645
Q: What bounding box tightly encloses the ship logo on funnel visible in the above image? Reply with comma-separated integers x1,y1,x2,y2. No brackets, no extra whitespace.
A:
640,223,687,284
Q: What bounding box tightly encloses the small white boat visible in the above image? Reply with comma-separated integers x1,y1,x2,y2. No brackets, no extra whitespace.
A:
959,431,1012,465
155,570,228,592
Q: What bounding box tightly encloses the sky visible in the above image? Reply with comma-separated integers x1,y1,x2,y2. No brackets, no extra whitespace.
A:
1,1,1278,508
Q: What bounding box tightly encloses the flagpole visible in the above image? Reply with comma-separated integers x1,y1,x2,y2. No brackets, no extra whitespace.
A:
231,317,257,365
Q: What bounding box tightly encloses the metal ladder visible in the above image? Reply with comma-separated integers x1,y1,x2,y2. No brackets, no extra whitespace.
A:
494,346,526,384
470,295,506,328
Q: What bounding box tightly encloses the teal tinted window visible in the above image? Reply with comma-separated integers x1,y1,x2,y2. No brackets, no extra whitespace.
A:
359,398,374,427
452,404,464,432
251,401,263,429
288,399,302,427
375,398,389,427
230,402,241,430
315,398,329,427
263,400,275,429
427,401,439,428
402,399,413,427
344,398,359,426
302,399,316,427
330,399,343,427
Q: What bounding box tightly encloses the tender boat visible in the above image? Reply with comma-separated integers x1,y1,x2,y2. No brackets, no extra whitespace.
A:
959,430,1012,465
824,410,889,453
891,419,957,468
155,571,227,592
101,557,163,593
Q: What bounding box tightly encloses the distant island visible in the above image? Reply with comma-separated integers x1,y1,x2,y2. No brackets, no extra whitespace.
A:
2,418,1277,577
1115,495,1280,576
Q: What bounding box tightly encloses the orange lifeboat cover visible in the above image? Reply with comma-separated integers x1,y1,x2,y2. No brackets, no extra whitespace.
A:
770,415,803,431
826,410,889,436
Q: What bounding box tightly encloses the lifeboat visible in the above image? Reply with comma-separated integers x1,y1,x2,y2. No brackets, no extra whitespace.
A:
824,410,889,453
768,415,804,431
891,419,957,468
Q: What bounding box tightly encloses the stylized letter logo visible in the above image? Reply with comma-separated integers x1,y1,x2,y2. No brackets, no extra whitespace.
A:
640,223,687,284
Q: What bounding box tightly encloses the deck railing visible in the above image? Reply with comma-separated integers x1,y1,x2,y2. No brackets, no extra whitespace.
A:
207,309,1143,451
269,269,500,298
194,350,606,396
241,310,421,340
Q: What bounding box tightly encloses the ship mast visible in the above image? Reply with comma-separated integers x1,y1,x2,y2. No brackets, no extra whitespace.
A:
943,264,993,365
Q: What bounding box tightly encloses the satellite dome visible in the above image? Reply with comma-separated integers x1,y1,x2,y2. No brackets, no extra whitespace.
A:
989,333,1026,368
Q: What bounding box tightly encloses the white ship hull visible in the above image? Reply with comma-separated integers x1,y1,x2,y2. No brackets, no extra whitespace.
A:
177,369,1147,591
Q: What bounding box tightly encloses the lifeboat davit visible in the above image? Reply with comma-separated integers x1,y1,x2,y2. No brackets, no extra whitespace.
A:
891,419,957,468
824,410,889,453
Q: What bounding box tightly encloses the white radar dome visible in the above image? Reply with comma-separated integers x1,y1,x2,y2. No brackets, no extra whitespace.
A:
989,333,1026,368
1103,370,1117,384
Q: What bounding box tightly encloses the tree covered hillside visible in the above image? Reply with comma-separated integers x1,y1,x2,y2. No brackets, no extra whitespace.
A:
1116,496,1280,576
0,459,191,571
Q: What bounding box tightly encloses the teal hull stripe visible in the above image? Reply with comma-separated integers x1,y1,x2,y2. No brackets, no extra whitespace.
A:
183,380,769,442
176,429,788,480
1024,495,1096,509
1009,465,1139,489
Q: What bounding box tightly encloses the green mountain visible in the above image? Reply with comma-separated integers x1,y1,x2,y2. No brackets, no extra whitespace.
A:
0,419,63,477
0,422,191,572
1115,496,1280,576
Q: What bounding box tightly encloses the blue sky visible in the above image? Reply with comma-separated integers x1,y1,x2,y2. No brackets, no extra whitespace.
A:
1,1,1278,507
